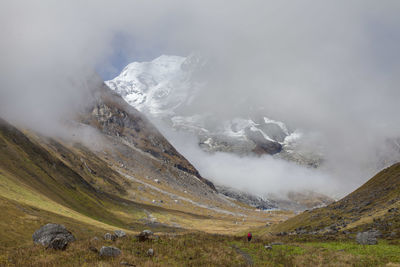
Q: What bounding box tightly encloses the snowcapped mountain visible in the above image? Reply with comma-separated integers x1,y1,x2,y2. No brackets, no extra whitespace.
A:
106,55,318,162
105,55,204,117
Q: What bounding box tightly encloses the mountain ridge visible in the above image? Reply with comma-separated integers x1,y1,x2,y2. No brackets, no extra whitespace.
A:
105,55,317,159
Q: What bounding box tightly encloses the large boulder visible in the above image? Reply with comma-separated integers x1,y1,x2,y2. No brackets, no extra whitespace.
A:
99,246,121,257
32,223,75,250
356,230,380,245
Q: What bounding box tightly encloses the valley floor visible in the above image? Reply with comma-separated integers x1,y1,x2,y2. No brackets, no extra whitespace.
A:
2,232,400,266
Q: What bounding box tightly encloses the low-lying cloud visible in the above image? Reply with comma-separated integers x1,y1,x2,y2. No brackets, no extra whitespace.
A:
158,125,339,197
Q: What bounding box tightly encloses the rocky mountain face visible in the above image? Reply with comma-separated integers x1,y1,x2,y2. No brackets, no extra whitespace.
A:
216,185,278,210
81,84,216,191
105,55,321,164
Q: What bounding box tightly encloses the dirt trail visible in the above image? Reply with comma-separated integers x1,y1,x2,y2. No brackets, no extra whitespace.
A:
232,244,254,266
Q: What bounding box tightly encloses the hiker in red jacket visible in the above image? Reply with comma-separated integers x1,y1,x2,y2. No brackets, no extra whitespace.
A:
247,232,252,242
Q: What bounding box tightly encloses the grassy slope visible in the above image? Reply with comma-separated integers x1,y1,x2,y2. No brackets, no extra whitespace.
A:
0,117,286,245
0,118,136,227
0,119,230,249
267,163,400,235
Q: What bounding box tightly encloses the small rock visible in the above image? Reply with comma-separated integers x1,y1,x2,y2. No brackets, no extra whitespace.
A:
264,245,272,250
114,230,126,238
120,261,136,266
147,248,154,256
99,246,121,257
89,246,98,253
136,230,153,242
104,233,117,241
356,231,378,245
91,236,99,242
32,223,75,250
269,242,283,246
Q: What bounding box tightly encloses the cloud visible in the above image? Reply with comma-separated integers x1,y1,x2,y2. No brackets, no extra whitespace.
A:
1,0,399,196
157,124,340,197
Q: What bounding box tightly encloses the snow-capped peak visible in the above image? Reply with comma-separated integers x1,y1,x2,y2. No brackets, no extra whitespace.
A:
106,55,195,117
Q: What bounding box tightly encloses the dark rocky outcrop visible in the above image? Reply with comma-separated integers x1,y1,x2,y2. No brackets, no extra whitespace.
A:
32,223,75,250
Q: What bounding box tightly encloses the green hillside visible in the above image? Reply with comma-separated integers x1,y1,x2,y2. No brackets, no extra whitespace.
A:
268,163,400,236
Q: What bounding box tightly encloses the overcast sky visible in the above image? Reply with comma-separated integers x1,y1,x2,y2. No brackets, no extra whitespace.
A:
1,1,400,196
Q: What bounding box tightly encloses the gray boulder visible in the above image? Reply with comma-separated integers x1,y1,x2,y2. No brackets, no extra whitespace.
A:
104,232,117,241
32,223,75,250
114,230,126,238
99,246,121,257
356,231,380,245
147,248,154,256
